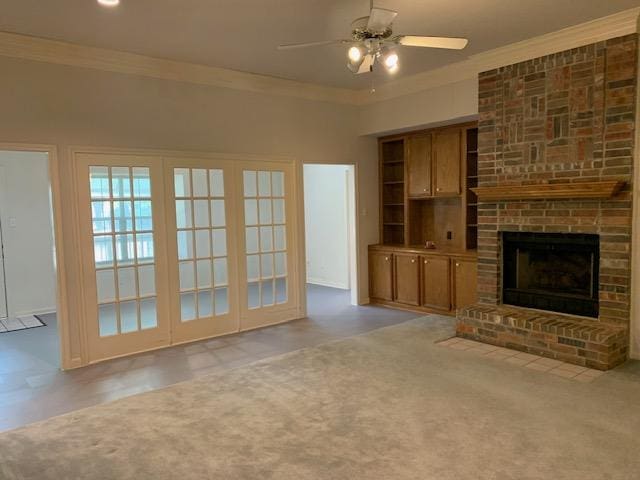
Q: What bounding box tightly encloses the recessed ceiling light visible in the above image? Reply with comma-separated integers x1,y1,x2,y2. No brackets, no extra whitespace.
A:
98,0,120,7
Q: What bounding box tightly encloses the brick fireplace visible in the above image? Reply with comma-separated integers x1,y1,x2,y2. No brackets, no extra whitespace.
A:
456,34,637,370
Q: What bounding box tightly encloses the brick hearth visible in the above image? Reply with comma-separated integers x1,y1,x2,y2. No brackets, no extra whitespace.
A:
457,305,627,370
457,34,637,370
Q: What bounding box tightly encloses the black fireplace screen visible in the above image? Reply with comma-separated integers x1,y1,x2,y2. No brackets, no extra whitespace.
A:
502,232,599,317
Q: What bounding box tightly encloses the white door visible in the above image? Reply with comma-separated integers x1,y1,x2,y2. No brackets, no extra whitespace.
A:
0,217,7,320
74,152,302,363
76,154,171,362
238,161,301,330
165,157,240,344
0,166,7,319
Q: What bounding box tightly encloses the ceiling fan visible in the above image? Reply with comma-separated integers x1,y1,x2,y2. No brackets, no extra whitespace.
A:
277,0,469,75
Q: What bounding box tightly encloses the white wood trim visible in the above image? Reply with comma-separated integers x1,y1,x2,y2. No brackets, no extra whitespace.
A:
0,8,637,106
11,307,57,317
0,31,360,106
306,278,349,290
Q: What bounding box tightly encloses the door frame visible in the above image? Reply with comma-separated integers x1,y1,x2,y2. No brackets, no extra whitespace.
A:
302,161,361,306
0,166,8,319
302,163,359,306
0,143,69,366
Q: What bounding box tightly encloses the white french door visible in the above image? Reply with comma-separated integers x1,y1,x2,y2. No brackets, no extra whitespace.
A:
76,154,171,362
75,152,301,363
0,166,7,320
238,161,299,330
0,218,7,320
164,158,239,344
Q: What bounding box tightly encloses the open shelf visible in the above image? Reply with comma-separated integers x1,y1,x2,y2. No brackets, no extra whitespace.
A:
465,128,479,250
380,137,406,245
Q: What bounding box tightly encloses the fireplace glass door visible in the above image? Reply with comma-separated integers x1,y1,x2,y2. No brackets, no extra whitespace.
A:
502,232,599,317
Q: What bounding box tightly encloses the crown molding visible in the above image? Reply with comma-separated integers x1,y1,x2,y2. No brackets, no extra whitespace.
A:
359,7,640,104
0,7,637,107
0,31,361,106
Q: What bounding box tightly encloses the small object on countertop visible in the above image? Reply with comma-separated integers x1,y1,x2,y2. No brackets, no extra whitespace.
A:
425,241,436,249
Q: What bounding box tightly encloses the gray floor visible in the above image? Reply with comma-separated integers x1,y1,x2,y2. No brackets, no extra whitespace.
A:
0,284,416,432
2,315,639,479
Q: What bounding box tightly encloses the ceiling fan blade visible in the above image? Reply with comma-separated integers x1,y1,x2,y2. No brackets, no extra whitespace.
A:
396,36,468,50
277,40,348,51
367,7,397,33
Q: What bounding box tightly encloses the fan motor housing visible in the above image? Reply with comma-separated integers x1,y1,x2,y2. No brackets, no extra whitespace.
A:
351,16,393,40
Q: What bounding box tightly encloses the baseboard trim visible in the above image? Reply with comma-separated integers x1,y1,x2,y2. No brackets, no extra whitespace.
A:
306,278,349,290
10,307,57,317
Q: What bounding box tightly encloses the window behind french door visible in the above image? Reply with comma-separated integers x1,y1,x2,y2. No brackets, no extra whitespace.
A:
75,152,300,363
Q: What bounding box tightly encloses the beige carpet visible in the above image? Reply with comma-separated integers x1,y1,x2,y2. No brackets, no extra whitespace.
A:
1,316,639,479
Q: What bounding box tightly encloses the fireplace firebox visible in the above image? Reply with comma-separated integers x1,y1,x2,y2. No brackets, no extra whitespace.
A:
502,232,599,318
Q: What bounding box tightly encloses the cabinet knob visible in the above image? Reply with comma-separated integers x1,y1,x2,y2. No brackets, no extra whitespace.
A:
456,263,460,267
423,188,427,192
424,260,429,264
437,188,441,192
385,256,389,261
411,259,416,263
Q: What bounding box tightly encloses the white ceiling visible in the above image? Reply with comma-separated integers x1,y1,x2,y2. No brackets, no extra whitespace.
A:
1,0,639,89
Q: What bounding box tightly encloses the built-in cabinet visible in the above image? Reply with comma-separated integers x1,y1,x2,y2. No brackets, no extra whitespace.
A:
421,255,451,311
372,121,478,316
369,251,393,301
432,129,461,196
407,134,432,198
369,246,477,314
394,253,420,306
453,259,478,310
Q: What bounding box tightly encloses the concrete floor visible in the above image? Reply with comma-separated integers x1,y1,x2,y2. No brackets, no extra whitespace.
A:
0,284,417,431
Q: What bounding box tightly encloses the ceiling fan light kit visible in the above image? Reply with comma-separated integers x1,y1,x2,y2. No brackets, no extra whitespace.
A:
277,1,469,76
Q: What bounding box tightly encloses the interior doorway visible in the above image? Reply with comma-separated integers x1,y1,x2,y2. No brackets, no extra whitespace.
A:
0,149,60,368
303,164,358,312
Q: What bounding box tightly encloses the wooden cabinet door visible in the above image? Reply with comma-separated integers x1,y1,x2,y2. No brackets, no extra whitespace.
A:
369,252,393,301
421,256,451,311
394,253,420,306
407,134,432,198
433,130,461,196
453,259,478,309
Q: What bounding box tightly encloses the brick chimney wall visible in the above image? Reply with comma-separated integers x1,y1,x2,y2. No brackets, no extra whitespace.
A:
476,34,637,327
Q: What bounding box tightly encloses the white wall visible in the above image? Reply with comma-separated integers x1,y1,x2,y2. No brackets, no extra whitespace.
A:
0,56,379,364
358,78,479,136
304,164,351,290
0,151,56,317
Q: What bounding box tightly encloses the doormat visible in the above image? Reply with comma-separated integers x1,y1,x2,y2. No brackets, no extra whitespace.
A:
0,315,46,333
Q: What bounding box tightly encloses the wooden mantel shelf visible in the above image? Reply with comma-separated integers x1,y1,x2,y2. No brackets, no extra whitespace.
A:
471,181,625,201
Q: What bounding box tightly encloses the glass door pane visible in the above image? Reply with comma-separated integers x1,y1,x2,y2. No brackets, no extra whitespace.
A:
174,168,229,321
90,166,159,337
166,159,238,343
243,170,289,310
